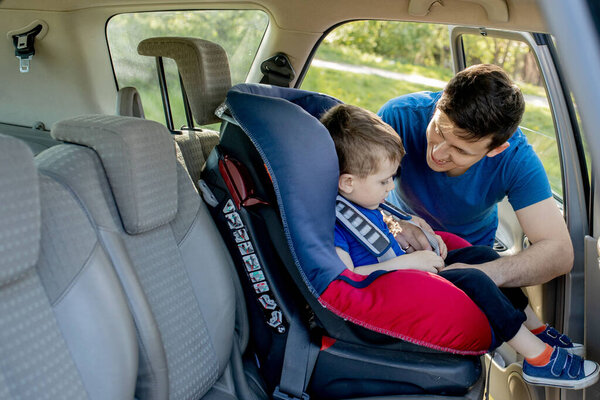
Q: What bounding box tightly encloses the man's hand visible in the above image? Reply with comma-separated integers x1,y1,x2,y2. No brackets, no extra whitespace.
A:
384,214,447,258
444,198,573,287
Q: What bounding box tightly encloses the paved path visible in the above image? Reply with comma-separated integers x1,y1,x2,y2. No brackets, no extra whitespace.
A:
312,59,548,107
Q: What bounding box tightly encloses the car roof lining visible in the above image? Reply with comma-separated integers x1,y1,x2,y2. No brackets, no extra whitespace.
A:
0,0,547,33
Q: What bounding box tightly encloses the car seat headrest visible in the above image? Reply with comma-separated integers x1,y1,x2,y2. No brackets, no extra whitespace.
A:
0,135,40,284
116,86,145,118
138,37,231,126
226,84,345,294
51,115,178,234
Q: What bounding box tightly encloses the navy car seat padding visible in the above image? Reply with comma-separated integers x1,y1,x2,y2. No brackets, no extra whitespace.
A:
225,84,492,355
226,84,345,295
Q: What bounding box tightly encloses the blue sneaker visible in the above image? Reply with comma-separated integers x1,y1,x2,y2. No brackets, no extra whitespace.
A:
523,347,599,389
535,324,584,356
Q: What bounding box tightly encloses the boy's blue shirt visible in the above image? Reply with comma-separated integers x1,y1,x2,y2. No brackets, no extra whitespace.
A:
334,201,405,267
378,91,552,246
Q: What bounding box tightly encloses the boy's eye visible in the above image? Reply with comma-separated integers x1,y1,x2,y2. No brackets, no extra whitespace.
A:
455,147,467,155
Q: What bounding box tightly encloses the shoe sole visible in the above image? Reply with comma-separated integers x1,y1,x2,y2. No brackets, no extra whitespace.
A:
523,364,600,390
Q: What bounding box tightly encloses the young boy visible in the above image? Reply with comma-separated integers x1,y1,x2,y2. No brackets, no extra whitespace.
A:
320,103,599,389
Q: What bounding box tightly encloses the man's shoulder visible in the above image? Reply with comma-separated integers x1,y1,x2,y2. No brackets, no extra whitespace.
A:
499,129,540,165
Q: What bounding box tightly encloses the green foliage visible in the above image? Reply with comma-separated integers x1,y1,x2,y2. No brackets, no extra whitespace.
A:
327,21,453,70
316,44,454,81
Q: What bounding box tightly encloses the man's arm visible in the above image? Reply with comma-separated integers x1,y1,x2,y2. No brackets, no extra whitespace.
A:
444,197,574,287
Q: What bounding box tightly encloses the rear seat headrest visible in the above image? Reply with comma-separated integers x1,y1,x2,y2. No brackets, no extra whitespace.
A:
138,37,232,126
116,86,145,118
0,135,40,284
51,115,178,235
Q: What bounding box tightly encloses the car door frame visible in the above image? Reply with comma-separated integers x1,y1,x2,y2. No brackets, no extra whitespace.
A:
449,25,592,399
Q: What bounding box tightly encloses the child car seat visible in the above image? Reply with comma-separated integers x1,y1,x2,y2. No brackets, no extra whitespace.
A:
201,84,491,399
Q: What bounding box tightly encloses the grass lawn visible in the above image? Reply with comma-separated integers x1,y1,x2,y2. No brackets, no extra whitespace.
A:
315,44,547,99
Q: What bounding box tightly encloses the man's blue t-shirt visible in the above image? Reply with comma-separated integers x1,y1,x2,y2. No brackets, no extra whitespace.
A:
334,201,405,267
378,91,552,246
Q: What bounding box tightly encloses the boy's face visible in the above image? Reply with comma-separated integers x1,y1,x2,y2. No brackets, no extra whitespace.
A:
338,157,398,210
425,109,508,176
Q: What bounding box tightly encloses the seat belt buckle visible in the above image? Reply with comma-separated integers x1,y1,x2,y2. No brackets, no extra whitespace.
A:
273,386,310,400
11,24,43,73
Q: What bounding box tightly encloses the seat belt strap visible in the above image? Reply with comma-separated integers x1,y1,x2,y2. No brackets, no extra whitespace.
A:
335,196,395,262
273,315,314,400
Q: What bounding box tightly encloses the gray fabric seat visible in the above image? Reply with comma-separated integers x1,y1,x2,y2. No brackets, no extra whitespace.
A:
41,115,246,400
137,37,230,188
116,86,146,119
0,134,138,399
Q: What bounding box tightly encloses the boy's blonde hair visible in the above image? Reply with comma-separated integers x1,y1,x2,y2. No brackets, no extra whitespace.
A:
320,104,405,177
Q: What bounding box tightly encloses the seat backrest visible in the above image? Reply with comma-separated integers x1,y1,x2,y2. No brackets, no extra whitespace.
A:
0,134,138,400
45,115,241,400
174,130,220,188
116,86,146,118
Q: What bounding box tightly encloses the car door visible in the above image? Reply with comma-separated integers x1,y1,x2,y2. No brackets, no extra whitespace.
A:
449,26,592,400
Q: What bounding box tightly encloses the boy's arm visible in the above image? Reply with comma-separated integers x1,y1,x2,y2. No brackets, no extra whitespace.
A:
335,247,444,275
443,198,573,287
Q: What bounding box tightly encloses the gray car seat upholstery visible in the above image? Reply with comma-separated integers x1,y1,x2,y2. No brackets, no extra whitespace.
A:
137,37,231,126
137,36,229,188
44,115,242,400
117,86,146,119
0,134,138,399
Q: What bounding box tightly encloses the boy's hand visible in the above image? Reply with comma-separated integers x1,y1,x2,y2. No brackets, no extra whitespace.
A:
392,250,444,274
434,233,448,259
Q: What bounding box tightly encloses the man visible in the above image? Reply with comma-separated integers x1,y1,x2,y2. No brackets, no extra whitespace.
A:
378,64,573,288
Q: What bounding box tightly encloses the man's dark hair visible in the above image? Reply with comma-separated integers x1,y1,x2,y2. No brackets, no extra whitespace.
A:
437,64,525,149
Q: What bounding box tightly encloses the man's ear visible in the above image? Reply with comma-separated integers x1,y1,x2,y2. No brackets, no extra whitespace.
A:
486,141,510,158
338,173,355,195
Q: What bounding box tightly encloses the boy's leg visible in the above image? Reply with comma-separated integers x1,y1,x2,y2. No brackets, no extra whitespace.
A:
446,246,529,311
439,267,526,344
440,267,599,389
447,246,584,353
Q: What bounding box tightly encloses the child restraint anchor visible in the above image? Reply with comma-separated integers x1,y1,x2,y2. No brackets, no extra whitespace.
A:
336,195,440,262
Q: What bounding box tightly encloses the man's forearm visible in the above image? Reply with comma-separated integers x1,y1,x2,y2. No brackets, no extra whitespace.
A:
447,238,573,287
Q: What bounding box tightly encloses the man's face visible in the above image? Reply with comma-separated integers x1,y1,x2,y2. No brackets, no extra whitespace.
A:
425,109,500,177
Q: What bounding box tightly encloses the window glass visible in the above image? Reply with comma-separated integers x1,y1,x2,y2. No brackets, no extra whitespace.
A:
461,34,563,197
107,10,269,128
301,21,453,113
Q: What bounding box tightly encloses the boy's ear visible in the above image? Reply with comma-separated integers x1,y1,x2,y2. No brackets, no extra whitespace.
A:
338,173,354,194
486,141,510,158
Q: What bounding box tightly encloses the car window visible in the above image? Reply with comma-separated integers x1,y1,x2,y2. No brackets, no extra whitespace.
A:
302,21,564,199
106,10,268,129
301,21,452,114
460,34,563,198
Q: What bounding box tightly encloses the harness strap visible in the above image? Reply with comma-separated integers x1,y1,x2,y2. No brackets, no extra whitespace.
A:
335,196,440,259
335,196,395,262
